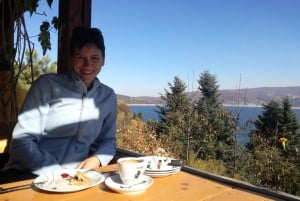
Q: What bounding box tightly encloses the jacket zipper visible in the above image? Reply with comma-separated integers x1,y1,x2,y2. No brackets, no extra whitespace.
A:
82,94,86,107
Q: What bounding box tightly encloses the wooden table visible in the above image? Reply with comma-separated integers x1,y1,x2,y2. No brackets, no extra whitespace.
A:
0,164,290,201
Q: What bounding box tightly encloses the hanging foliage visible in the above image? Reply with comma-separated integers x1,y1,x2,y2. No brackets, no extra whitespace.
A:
0,0,59,144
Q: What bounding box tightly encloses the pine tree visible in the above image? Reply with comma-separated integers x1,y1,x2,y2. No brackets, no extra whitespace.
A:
246,98,300,195
156,76,193,159
197,70,221,108
248,98,300,150
279,97,300,150
253,100,282,146
194,71,235,165
17,49,57,89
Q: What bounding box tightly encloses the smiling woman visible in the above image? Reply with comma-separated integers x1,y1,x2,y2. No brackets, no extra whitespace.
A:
1,26,118,181
71,27,105,89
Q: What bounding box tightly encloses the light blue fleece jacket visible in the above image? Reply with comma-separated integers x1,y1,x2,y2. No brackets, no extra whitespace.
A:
5,71,117,175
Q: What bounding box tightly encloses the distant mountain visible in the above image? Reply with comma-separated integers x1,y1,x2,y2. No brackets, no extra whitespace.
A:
117,86,300,107
219,86,300,107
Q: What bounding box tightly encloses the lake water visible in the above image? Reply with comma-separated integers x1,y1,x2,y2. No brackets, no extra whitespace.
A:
129,105,300,146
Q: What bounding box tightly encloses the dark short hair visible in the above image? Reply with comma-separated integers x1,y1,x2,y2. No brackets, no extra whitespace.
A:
70,27,105,58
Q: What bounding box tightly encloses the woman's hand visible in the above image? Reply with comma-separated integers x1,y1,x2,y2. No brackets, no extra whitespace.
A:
76,156,101,169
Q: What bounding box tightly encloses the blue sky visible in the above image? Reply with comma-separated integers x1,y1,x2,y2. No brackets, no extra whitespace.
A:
26,0,300,97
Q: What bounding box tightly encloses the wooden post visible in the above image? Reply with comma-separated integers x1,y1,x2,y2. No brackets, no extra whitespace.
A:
57,0,91,74
0,1,21,152
0,0,14,71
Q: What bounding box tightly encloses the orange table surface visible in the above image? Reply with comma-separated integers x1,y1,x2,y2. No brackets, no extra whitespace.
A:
0,164,285,201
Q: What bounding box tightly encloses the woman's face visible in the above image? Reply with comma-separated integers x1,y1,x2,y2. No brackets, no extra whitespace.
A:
72,44,104,89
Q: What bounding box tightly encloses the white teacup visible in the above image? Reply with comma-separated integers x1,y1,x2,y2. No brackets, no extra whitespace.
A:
151,156,171,170
117,157,146,186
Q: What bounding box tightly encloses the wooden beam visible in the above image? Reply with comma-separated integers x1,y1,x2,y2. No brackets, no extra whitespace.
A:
0,1,16,71
57,0,91,74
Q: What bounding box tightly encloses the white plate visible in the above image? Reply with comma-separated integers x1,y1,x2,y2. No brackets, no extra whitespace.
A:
105,174,153,194
33,169,105,193
145,168,181,178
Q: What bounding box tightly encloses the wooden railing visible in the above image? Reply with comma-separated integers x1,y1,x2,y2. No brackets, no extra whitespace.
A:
115,148,300,201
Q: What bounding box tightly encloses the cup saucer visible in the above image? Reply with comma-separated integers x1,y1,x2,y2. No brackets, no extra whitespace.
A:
105,174,153,194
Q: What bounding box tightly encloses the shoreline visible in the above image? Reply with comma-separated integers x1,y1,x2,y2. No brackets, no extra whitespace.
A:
127,103,300,109
127,104,162,106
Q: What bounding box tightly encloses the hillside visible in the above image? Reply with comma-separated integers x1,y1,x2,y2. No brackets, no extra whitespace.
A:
219,86,300,106
117,86,300,107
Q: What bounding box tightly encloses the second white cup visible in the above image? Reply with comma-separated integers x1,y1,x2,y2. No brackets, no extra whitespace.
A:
117,157,146,186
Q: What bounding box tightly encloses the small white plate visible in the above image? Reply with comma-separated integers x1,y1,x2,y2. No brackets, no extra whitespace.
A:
105,174,153,194
145,166,181,173
33,169,105,193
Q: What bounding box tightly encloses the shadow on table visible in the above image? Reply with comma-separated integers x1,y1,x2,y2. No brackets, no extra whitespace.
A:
0,168,37,184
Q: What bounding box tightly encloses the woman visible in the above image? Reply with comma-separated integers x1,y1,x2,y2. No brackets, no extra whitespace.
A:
2,27,117,178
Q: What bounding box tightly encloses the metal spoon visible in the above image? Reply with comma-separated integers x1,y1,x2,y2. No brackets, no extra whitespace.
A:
120,180,147,188
0,181,48,194
0,183,33,194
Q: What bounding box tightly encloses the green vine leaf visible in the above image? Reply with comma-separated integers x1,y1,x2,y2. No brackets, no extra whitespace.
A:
40,21,50,32
38,21,51,55
46,0,54,8
51,17,59,30
23,0,39,16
